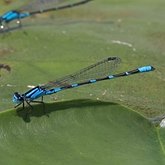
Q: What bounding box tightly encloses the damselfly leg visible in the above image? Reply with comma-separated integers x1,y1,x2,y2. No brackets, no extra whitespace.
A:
15,95,48,117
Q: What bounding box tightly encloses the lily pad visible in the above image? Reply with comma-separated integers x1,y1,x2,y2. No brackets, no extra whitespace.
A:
0,99,164,165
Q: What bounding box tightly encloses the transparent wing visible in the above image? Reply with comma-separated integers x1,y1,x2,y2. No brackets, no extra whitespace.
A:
20,0,89,13
41,57,121,90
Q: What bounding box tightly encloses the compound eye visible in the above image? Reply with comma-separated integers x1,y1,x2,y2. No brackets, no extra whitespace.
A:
14,92,22,100
13,93,22,104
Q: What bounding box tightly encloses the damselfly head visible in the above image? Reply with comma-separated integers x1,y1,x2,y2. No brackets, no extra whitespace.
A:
13,92,23,104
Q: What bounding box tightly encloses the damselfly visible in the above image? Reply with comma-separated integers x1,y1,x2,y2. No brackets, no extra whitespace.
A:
13,57,155,111
0,0,92,31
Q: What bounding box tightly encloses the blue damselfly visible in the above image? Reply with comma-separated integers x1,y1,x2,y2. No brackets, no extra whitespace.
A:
0,0,92,31
13,57,155,112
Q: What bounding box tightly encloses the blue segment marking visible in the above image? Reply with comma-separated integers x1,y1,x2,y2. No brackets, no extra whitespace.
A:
138,66,152,73
45,87,62,95
25,87,45,100
108,75,114,79
54,88,62,92
72,84,78,87
90,79,96,83
20,12,30,18
25,87,39,98
2,11,13,19
89,79,97,83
